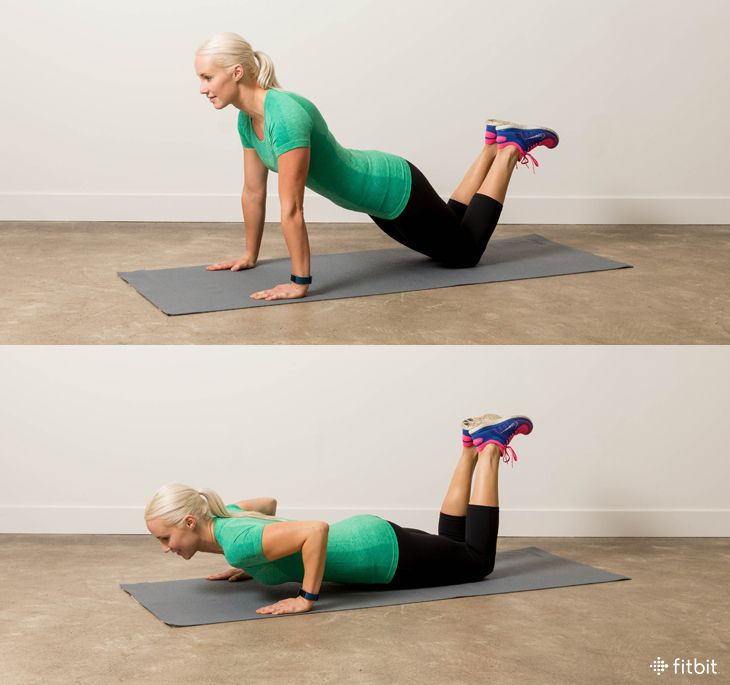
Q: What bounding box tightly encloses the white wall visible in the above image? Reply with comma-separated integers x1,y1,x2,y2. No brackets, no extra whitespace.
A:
1,0,728,223
0,346,727,536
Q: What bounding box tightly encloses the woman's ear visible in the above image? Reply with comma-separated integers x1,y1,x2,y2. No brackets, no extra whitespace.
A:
184,515,197,529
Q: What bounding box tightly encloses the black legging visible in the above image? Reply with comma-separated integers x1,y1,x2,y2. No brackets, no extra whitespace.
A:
382,504,499,590
368,161,503,268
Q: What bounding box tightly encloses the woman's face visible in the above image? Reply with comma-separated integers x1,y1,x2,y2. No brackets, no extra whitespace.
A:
147,516,201,560
195,54,241,109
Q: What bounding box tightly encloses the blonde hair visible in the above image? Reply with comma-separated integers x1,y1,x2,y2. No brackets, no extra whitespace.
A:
197,32,282,89
144,483,279,526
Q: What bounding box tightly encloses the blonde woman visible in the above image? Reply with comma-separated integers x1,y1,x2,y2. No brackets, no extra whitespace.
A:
196,32,559,302
145,414,532,616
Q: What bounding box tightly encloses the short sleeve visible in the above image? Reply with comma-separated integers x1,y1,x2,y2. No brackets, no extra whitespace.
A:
225,503,242,512
225,523,267,568
270,103,312,158
237,112,254,149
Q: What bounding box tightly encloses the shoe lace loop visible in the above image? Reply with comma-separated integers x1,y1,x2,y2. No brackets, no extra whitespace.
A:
483,439,519,467
501,444,518,467
516,152,539,174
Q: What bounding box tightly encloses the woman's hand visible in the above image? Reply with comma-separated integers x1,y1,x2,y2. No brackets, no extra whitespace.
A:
206,567,252,582
250,283,309,301
207,255,257,272
256,596,314,616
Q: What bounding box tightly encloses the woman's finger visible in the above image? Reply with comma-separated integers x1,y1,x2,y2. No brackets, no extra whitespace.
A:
229,571,250,582
206,572,228,580
266,290,294,301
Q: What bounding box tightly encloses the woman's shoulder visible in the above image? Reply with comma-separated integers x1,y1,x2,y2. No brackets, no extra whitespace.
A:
269,86,307,101
269,88,319,116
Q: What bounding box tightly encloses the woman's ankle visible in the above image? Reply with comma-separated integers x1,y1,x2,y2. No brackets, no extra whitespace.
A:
477,443,502,461
496,144,521,162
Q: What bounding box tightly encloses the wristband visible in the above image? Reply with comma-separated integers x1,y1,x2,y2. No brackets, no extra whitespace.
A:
298,587,319,601
290,274,312,285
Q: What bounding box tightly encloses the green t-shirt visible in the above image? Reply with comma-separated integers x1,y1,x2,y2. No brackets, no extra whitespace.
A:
237,88,412,220
214,505,399,585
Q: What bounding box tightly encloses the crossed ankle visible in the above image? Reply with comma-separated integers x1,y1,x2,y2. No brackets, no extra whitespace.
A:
496,145,521,161
477,443,502,459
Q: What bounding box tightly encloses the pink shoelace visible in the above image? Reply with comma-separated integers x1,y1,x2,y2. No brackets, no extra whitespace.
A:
501,444,519,467
482,440,519,467
516,151,540,174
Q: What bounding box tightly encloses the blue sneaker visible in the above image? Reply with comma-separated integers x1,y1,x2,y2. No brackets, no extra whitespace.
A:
462,412,502,446
485,119,516,146
496,123,559,173
468,415,533,466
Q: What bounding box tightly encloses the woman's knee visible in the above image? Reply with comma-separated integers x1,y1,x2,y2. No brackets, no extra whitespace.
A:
468,557,495,582
443,252,482,269
441,236,484,268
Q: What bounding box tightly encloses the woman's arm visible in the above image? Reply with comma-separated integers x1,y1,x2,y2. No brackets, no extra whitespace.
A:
206,495,276,583
250,147,312,301
255,519,329,615
277,147,310,276
207,148,268,271
241,192,266,262
241,148,269,261
235,497,277,516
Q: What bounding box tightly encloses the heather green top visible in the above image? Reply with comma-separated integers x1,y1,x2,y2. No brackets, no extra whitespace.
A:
237,88,412,220
213,504,399,585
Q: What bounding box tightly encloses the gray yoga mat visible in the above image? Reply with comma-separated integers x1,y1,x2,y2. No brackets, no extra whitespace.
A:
121,546,629,626
118,234,631,316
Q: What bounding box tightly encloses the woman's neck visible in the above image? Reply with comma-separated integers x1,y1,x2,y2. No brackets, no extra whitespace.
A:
197,518,224,554
233,84,267,120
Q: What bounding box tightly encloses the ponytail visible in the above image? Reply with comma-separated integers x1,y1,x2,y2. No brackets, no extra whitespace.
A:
145,483,279,526
197,33,282,89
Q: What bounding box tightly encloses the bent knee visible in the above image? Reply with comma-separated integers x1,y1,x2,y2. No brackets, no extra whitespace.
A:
471,558,495,581
443,253,482,269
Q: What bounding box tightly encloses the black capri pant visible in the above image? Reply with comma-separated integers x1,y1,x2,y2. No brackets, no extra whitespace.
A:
383,504,499,590
368,161,503,268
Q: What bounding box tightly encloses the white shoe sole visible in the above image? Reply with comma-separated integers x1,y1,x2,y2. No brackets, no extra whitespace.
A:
468,414,532,434
485,118,517,127
462,412,502,431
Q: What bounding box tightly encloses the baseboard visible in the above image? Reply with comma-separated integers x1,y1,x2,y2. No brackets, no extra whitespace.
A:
1,193,728,224
1,506,728,536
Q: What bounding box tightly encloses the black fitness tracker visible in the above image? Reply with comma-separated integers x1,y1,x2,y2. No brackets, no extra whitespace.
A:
290,274,313,285
298,587,320,601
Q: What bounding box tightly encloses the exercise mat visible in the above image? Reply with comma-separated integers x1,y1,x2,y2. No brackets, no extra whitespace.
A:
121,546,630,626
118,234,631,315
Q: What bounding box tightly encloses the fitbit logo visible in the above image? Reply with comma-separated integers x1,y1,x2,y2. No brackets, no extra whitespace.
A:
649,657,719,676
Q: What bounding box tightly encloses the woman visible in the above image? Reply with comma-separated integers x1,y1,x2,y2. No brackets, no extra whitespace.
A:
145,413,533,616
195,33,559,302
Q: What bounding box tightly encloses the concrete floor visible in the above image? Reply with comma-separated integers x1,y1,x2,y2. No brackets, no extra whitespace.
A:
0,536,727,685
1,222,728,344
